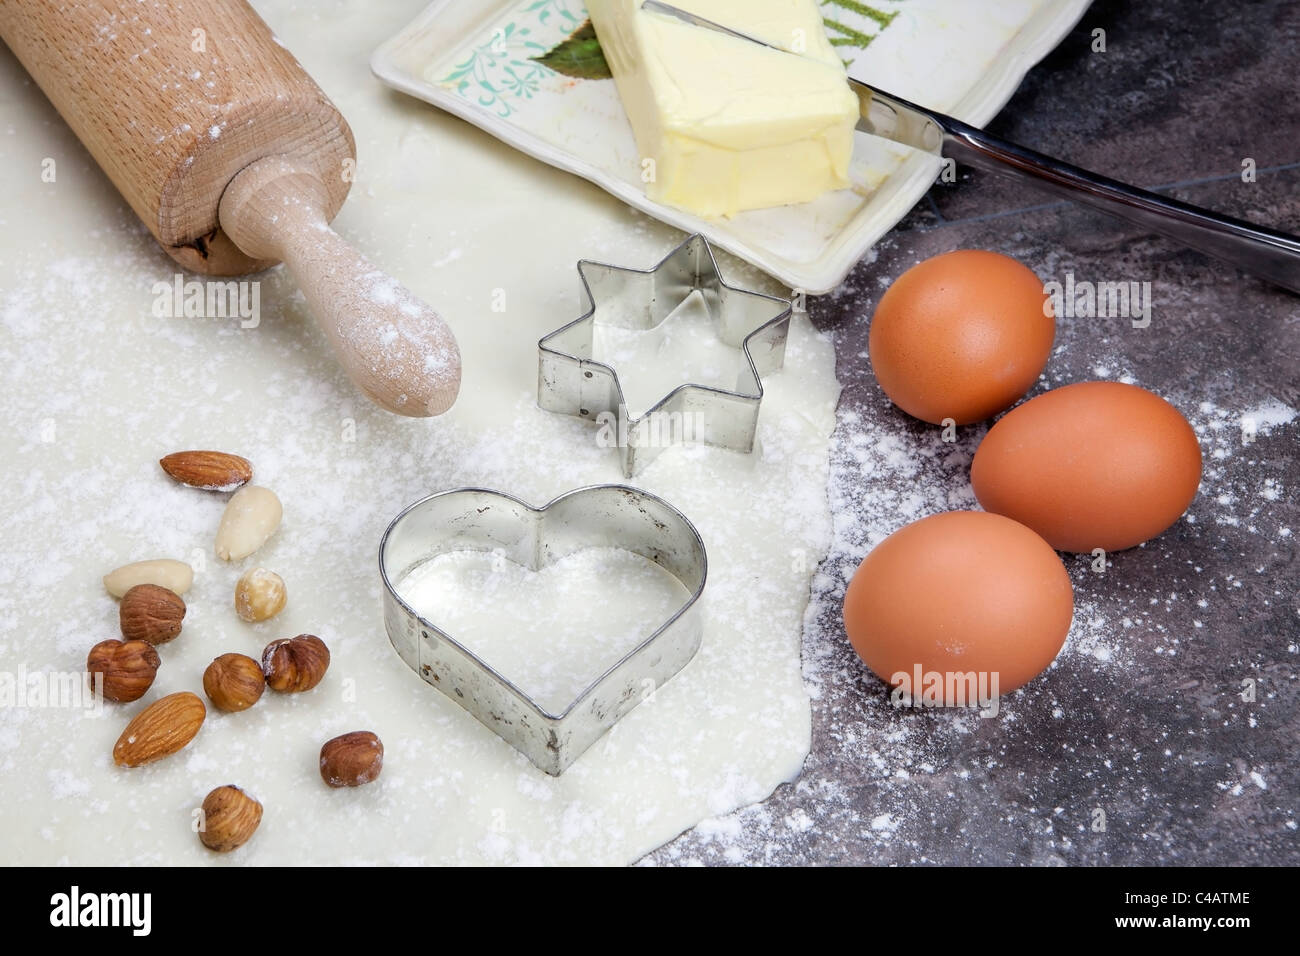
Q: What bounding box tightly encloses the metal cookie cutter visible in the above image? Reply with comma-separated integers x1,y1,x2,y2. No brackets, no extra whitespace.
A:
538,234,792,477
379,484,707,776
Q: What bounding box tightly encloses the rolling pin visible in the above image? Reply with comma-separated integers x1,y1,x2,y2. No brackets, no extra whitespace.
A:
0,0,460,416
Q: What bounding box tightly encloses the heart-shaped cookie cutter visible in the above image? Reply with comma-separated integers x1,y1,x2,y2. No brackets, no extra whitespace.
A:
379,484,707,775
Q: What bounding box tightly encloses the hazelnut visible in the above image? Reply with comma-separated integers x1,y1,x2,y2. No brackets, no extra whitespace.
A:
198,785,262,852
202,653,266,712
234,567,287,623
320,731,384,788
86,639,160,703
119,583,186,644
261,634,329,693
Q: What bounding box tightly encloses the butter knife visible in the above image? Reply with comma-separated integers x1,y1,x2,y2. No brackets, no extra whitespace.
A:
642,0,1300,294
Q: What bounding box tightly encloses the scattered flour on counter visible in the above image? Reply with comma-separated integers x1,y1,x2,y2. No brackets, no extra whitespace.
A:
871,811,898,833
648,346,1297,864
1240,400,1298,432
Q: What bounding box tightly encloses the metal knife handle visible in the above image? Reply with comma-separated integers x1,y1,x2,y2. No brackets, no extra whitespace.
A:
864,82,1300,294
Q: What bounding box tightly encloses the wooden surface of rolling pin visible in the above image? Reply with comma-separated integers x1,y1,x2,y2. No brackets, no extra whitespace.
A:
0,0,461,416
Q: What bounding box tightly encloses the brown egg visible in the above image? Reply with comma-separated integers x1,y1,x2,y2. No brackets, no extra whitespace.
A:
843,511,1074,702
971,381,1202,552
869,250,1054,425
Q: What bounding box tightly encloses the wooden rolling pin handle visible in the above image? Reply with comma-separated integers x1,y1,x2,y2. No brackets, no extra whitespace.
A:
218,156,461,417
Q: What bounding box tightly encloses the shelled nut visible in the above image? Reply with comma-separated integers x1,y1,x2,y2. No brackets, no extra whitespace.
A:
112,692,205,767
320,731,384,788
234,567,287,623
119,583,186,644
103,559,193,598
261,634,329,693
215,485,282,562
202,653,266,712
160,451,253,491
86,639,161,703
198,785,262,852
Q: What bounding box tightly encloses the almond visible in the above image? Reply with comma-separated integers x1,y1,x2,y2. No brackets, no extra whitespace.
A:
160,450,252,491
119,583,186,644
103,559,193,598
113,691,206,767
198,785,263,852
215,485,282,561
86,639,161,703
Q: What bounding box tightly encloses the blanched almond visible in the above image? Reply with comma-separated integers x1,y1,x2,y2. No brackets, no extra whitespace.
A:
103,559,194,598
215,485,282,561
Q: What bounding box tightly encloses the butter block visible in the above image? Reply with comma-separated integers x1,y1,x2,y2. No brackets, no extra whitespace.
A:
588,0,859,218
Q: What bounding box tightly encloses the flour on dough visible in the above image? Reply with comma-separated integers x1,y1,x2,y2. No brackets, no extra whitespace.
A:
0,0,839,864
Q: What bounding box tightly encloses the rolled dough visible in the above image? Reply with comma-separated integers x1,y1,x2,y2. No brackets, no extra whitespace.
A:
0,0,839,865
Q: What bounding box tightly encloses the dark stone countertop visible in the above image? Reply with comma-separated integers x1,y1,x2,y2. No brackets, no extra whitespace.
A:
648,0,1299,866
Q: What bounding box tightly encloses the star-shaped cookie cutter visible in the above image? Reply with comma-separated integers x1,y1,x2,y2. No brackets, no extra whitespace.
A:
538,234,792,477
